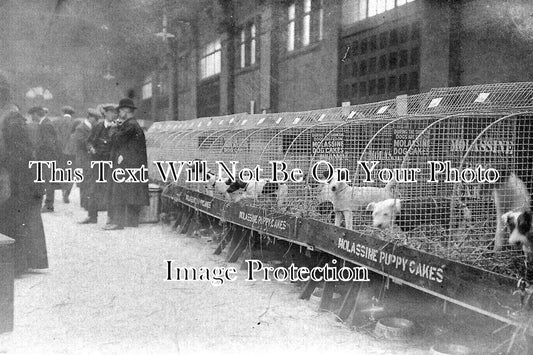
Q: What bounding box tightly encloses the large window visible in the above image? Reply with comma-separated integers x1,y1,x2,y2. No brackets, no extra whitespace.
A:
142,75,152,100
338,19,421,104
286,0,323,52
200,39,221,79
239,22,258,68
342,0,415,25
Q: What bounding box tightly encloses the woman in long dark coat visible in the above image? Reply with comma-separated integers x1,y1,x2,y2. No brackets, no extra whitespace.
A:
0,111,48,274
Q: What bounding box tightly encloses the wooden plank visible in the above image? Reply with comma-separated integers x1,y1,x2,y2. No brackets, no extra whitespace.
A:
214,224,233,255
319,281,336,311
300,279,320,300
177,209,193,234
168,185,527,325
337,282,363,322
227,228,250,263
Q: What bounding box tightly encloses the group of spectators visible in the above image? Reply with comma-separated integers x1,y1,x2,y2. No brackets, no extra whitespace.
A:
0,96,150,275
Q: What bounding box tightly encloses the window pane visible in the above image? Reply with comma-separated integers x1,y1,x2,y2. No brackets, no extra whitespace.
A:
397,0,407,5
378,55,386,71
288,3,295,20
304,0,311,12
359,81,367,97
386,0,394,10
351,83,358,99
399,49,408,67
251,38,256,65
142,82,152,99
369,35,377,51
318,8,323,40
369,57,376,73
368,79,376,95
251,24,256,38
399,73,408,90
359,0,367,20
378,78,386,94
342,0,357,25
288,21,295,51
352,61,358,77
411,47,420,65
241,41,245,68
368,0,377,17
302,14,310,46
379,32,388,48
377,0,386,14
388,76,396,93
409,71,419,90
389,52,398,69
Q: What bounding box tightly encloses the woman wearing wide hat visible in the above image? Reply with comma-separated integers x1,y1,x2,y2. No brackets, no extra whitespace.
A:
104,98,149,230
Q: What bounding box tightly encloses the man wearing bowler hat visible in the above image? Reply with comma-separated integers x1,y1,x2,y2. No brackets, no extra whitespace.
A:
104,98,149,230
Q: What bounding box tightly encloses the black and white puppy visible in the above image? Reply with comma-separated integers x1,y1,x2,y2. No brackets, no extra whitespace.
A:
226,179,288,207
501,210,533,261
493,173,531,255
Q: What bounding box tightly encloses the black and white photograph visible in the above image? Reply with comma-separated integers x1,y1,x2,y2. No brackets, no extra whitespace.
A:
3,0,533,354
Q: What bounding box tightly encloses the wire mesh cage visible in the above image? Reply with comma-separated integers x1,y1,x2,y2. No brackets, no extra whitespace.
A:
145,82,533,279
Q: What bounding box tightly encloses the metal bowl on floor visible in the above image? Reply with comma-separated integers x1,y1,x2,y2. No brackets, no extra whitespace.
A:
429,344,472,355
374,317,415,340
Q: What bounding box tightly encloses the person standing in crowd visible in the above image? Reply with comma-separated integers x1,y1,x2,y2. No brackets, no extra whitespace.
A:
80,104,117,224
28,106,60,213
53,105,76,203
68,108,100,211
104,98,149,230
0,110,48,274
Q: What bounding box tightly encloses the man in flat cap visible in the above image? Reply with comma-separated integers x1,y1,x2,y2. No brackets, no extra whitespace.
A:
105,98,149,230
80,104,117,224
28,106,60,212
54,105,76,203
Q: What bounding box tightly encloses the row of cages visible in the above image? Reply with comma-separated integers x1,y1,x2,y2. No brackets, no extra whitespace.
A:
146,83,533,281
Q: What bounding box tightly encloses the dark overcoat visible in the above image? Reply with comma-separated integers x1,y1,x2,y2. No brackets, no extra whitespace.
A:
0,113,48,273
37,117,60,162
68,119,93,209
86,121,115,211
107,117,149,206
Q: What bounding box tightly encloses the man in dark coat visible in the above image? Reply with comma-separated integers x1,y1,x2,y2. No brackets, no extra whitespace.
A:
104,98,149,230
80,104,117,224
53,105,76,203
28,106,60,212
68,108,99,210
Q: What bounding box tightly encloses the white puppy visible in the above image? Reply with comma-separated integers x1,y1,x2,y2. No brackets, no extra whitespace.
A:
327,169,395,230
202,170,231,198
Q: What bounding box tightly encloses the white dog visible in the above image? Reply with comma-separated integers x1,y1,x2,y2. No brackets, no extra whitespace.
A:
366,197,465,231
202,170,231,198
327,169,395,230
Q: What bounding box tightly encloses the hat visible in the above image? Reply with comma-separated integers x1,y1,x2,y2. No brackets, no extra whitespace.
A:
97,103,117,116
117,98,136,110
28,106,45,116
87,108,102,120
61,105,75,115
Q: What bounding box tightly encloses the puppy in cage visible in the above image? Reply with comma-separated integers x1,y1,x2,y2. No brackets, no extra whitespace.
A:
326,168,395,230
366,197,470,232
494,172,533,261
225,179,289,208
